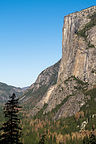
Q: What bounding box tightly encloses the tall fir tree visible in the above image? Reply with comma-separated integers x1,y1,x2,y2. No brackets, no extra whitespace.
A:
83,132,96,144
89,132,96,144
0,93,22,144
38,134,46,144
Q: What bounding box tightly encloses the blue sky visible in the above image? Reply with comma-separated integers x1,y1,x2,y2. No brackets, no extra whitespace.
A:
0,0,96,87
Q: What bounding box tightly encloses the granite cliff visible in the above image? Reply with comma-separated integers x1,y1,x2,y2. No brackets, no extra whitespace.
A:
28,6,96,119
58,6,96,86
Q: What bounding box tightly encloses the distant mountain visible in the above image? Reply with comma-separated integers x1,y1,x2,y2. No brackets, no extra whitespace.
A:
0,82,24,103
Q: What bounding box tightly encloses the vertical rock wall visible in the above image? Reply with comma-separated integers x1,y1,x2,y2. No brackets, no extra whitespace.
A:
58,6,96,86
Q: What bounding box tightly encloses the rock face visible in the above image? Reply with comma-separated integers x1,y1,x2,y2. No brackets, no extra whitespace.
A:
29,6,96,119
54,92,85,120
30,60,61,93
58,6,96,85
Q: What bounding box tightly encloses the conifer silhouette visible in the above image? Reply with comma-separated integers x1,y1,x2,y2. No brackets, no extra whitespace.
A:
0,93,22,144
38,134,46,144
83,131,96,144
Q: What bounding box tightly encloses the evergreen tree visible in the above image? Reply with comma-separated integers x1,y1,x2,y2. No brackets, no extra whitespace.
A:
53,135,56,143
83,135,89,144
89,132,96,144
49,135,52,144
0,93,22,144
83,132,96,144
38,134,46,144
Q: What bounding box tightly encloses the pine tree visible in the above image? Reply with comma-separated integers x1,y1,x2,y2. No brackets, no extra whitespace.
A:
38,134,46,144
0,93,22,144
53,135,56,144
83,135,89,144
83,132,96,144
89,132,96,144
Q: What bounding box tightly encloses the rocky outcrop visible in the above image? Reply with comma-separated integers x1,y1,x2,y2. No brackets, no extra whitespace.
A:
54,92,85,120
21,60,61,110
30,60,61,93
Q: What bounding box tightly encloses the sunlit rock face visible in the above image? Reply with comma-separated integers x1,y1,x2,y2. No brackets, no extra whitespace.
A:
58,6,96,86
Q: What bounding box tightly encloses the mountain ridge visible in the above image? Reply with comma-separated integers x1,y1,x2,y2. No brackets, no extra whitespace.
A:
20,60,61,110
0,82,24,103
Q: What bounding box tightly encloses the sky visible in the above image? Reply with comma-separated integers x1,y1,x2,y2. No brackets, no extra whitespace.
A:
0,0,96,88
